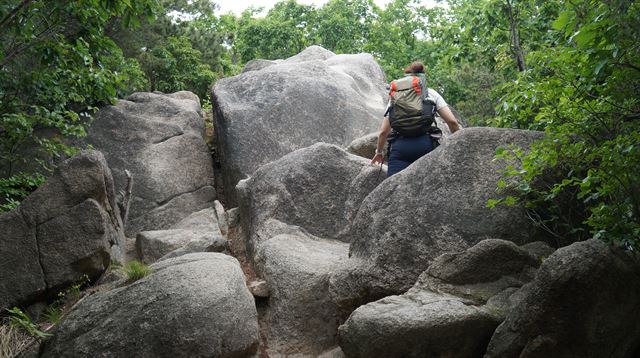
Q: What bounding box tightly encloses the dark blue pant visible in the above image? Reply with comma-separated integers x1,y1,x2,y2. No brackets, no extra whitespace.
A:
387,134,434,177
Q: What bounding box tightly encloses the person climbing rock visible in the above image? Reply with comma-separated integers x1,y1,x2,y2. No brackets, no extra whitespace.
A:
371,62,460,177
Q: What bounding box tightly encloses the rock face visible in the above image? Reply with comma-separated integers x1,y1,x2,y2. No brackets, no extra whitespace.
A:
212,45,387,205
136,208,227,263
0,151,124,309
338,239,550,358
485,239,640,358
236,143,384,355
330,127,548,311
346,132,383,161
256,233,349,356
238,142,385,261
85,91,215,236
40,253,259,358
340,290,501,358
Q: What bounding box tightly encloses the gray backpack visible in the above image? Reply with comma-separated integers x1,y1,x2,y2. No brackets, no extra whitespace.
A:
387,75,436,137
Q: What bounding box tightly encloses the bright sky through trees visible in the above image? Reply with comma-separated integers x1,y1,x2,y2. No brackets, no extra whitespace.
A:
216,0,442,15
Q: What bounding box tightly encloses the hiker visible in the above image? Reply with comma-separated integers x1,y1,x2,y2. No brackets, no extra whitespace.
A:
371,62,460,177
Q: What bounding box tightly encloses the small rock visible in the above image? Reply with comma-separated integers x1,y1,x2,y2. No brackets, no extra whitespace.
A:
247,280,270,298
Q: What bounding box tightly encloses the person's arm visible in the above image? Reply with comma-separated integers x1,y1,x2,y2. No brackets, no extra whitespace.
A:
437,106,460,133
371,117,391,165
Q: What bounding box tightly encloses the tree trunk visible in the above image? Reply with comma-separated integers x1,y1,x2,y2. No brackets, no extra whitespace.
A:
506,0,526,72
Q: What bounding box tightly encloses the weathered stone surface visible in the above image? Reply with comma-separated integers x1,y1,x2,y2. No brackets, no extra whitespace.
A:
0,210,43,309
212,45,387,205
247,280,270,298
41,253,259,358
242,59,280,73
0,151,124,309
345,132,383,160
37,199,115,286
485,239,640,358
330,127,548,310
214,200,228,236
237,142,384,262
422,239,540,302
339,290,501,358
136,208,226,263
338,239,547,358
255,232,349,356
85,91,215,236
126,186,216,237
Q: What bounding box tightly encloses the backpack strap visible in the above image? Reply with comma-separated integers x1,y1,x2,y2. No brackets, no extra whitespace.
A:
411,76,421,95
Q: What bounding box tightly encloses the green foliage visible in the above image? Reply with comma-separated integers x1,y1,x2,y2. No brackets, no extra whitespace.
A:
235,0,316,62
2,0,637,250
6,308,51,339
316,0,376,54
57,274,91,302
0,0,156,199
0,172,46,212
140,36,216,100
489,0,640,248
120,260,153,282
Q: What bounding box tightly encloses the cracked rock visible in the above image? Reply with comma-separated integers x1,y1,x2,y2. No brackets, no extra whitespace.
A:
0,151,124,309
84,91,215,236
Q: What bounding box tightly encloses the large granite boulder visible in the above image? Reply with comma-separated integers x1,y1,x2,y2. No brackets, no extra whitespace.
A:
330,127,549,311
338,239,552,358
485,239,640,358
236,142,384,355
237,142,384,262
255,233,349,356
85,91,215,236
0,151,124,309
136,207,227,263
212,45,387,205
41,253,259,358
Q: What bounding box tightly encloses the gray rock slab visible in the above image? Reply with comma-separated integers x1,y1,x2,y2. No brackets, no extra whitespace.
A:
256,233,349,356
126,185,216,236
339,290,501,358
136,229,226,263
170,207,217,231
136,207,226,263
485,239,640,358
212,46,387,205
41,253,259,358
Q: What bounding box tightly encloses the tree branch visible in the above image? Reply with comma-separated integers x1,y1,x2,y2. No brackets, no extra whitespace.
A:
0,0,33,30
612,62,640,73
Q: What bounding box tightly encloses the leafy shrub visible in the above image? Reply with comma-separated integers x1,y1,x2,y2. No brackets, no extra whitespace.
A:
0,172,46,213
489,0,640,249
6,308,51,339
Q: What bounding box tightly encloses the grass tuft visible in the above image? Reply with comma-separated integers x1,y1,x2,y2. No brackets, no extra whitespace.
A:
120,260,153,282
0,322,34,358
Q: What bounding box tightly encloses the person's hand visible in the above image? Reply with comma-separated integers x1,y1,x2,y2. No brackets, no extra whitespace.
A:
371,152,384,165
